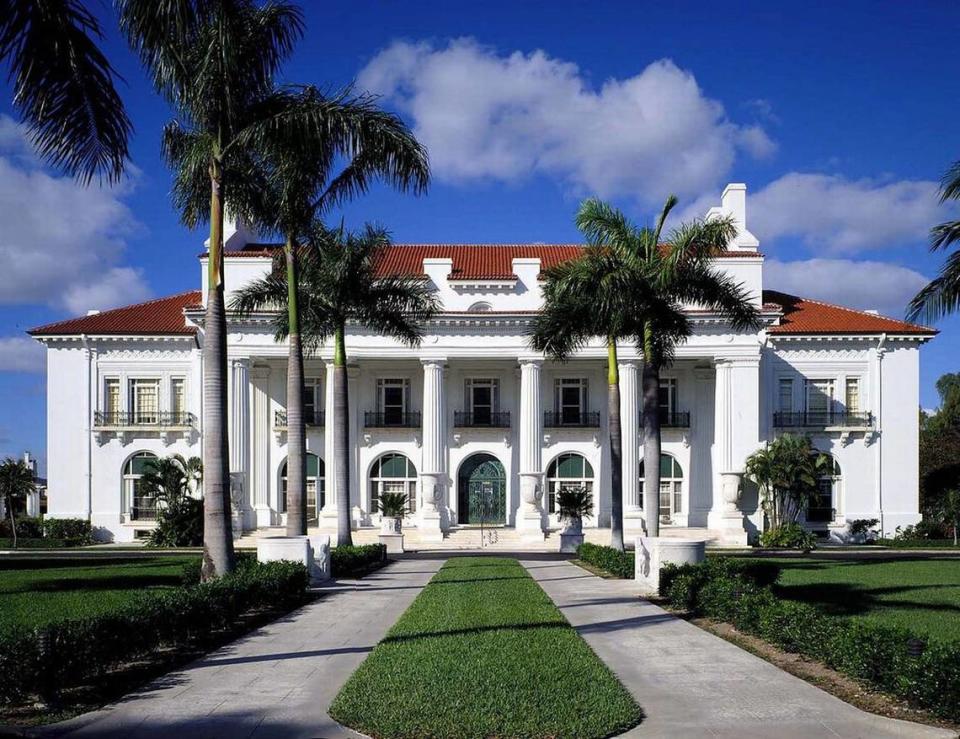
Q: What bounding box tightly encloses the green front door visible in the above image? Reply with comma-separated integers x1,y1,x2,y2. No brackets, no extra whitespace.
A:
458,454,506,525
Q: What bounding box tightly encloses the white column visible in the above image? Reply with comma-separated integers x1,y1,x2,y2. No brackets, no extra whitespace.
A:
708,356,759,543
228,358,250,534
320,361,337,521
517,358,545,536
620,360,642,528
419,359,447,540
250,365,272,527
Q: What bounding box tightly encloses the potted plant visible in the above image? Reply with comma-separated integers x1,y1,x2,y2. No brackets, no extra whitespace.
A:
378,492,408,535
558,486,592,552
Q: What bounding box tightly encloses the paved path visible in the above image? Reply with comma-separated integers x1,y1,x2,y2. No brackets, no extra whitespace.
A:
38,558,444,739
522,559,956,739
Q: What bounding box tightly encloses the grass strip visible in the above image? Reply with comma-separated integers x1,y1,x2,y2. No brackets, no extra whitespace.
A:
330,556,642,738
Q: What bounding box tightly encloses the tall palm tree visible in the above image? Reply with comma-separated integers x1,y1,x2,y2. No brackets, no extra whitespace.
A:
231,223,439,545
1,0,131,182
0,458,36,549
234,87,428,536
576,197,760,538
531,208,682,550
907,160,960,323
117,0,306,580
140,454,203,506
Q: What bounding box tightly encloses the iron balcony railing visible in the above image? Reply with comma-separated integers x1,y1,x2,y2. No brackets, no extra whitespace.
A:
94,411,195,428
544,410,601,428
364,411,422,428
657,410,691,428
453,411,511,428
772,411,874,428
274,409,325,428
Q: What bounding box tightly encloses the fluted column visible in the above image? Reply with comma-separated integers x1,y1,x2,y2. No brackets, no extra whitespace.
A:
320,361,338,521
228,358,250,535
419,358,446,540
250,365,272,526
620,360,642,528
517,358,545,536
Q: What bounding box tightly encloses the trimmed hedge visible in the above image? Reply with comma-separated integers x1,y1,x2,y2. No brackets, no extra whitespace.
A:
661,558,960,721
331,544,387,577
41,518,93,545
0,559,308,706
576,542,635,579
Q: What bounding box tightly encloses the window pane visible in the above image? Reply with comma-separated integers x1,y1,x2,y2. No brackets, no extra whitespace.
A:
380,454,408,478
778,379,793,413
306,454,320,477
556,454,583,478
845,378,860,413
660,454,672,477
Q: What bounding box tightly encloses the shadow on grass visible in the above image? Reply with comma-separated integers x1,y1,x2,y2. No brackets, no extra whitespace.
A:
382,620,570,645
774,581,960,617
428,575,532,586
10,574,184,595
0,557,189,572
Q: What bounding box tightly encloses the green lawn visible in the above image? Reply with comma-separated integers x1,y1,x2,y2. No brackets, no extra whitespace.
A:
767,557,960,641
0,555,195,630
330,557,642,739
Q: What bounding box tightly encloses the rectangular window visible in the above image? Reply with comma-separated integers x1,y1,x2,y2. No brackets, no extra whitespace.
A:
304,378,322,424
466,378,499,424
171,378,186,417
130,379,159,424
104,378,120,419
555,378,588,424
659,378,677,421
845,377,860,415
378,378,408,425
778,378,794,413
805,379,834,424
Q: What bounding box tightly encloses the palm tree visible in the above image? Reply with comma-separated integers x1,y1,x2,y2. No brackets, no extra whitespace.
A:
231,223,439,545
907,160,960,323
0,458,36,549
140,454,202,507
234,87,428,536
0,0,131,182
117,0,309,580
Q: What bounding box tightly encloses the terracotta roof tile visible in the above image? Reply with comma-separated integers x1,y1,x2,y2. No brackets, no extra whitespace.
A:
29,291,200,337
764,290,936,336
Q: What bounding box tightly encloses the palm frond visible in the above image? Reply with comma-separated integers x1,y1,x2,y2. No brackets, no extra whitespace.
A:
930,219,960,253
2,0,131,183
906,248,960,323
940,159,960,204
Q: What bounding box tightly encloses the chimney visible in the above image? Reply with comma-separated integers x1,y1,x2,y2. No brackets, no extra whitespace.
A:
86,309,101,316
707,183,759,251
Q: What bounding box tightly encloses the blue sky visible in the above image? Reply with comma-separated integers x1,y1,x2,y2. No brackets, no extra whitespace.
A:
1,0,958,472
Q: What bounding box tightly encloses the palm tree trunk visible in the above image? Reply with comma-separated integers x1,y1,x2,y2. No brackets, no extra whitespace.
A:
284,237,307,537
8,503,17,550
641,356,662,538
607,339,624,551
333,324,353,547
200,159,235,581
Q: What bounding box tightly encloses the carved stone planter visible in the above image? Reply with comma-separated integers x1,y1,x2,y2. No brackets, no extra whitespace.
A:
635,536,706,594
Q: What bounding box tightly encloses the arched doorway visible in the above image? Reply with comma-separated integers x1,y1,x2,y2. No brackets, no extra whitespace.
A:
808,453,841,524
639,453,684,524
123,451,158,521
458,454,506,525
545,453,594,515
280,453,323,525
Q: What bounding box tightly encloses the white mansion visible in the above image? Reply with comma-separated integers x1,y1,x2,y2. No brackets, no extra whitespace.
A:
31,184,934,545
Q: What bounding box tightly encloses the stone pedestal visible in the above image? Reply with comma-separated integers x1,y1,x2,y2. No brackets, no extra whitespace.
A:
418,472,445,543
707,471,748,546
379,533,404,554
635,536,706,594
257,534,330,584
559,533,584,553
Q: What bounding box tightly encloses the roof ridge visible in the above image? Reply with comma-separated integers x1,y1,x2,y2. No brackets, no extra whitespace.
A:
766,289,933,331
29,290,201,335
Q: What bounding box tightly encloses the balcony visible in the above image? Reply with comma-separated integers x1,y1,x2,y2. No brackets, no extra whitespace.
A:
658,410,691,428
94,411,195,428
544,410,601,428
364,411,422,428
454,411,511,428
273,409,325,428
773,411,874,428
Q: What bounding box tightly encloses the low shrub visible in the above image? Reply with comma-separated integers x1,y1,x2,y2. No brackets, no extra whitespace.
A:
890,520,951,542
180,550,256,587
41,518,93,545
331,544,387,577
661,558,960,721
758,523,817,551
0,516,42,540
148,498,203,547
576,542,635,578
876,538,960,548
0,537,72,549
0,559,308,706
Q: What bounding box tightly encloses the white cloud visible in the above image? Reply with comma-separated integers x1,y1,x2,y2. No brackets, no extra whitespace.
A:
0,116,150,314
749,172,943,254
765,258,929,319
0,336,46,373
359,39,774,202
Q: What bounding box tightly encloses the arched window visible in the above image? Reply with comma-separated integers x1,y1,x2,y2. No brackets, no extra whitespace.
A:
546,453,594,514
123,451,158,521
808,454,841,523
370,454,417,515
280,454,323,524
468,301,493,312
639,454,684,523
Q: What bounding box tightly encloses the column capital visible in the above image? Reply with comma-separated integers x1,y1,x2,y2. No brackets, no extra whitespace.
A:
618,358,640,370
420,357,447,369
518,356,543,368
230,356,251,370
714,355,760,369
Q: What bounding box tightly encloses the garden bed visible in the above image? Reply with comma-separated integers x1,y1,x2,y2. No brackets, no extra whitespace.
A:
329,557,642,738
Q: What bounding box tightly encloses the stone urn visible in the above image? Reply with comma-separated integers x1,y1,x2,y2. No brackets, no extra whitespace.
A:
559,514,585,553
380,515,402,535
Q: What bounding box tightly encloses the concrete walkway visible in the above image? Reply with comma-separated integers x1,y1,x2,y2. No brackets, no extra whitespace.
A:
38,558,444,739
523,559,955,739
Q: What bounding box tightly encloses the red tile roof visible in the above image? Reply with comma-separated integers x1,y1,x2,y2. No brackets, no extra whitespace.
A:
29,291,201,337
764,290,935,336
